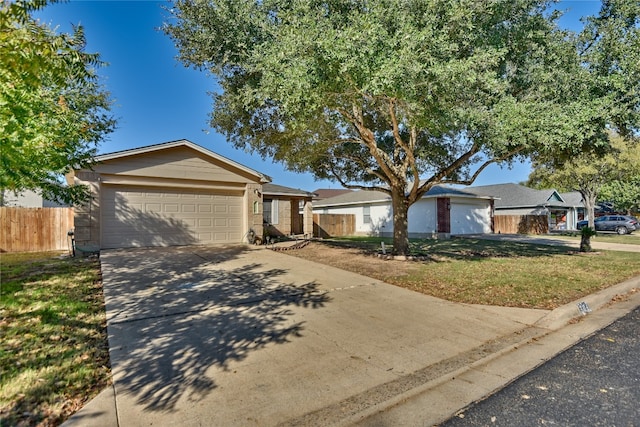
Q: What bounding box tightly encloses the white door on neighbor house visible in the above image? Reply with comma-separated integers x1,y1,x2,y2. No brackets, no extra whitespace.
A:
101,185,243,249
449,202,491,234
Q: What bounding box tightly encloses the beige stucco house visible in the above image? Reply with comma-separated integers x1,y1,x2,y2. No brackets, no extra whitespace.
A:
68,140,313,249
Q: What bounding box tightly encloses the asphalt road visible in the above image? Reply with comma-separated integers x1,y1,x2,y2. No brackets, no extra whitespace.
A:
440,306,640,427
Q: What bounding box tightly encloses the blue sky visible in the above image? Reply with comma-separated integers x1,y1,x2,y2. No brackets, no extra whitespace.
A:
35,0,601,192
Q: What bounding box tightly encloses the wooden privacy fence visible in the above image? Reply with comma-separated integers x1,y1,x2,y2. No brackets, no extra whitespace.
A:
313,213,355,238
493,214,548,235
1,207,74,253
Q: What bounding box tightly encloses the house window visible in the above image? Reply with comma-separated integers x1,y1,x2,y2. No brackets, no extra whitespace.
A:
253,200,259,214
363,205,371,224
263,198,278,224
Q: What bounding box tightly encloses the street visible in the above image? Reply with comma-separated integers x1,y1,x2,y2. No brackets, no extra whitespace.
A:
441,306,640,426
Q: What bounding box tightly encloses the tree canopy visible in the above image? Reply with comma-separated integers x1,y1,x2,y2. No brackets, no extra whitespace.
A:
165,0,635,254
0,0,115,205
528,0,639,230
528,134,640,228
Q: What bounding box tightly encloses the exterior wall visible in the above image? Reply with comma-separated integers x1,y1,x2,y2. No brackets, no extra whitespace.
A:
265,196,314,239
315,196,492,237
245,183,263,242
495,207,546,216
96,146,257,183
1,190,43,207
314,202,391,236
408,199,437,234
72,171,101,248
302,199,313,236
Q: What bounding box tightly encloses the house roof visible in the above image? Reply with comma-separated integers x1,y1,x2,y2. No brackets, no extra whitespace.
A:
470,183,581,209
559,191,584,206
262,183,315,198
94,139,272,183
314,184,493,208
312,188,353,200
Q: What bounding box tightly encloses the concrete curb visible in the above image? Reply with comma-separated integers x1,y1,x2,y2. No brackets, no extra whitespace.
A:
354,279,640,426
62,384,117,427
535,275,640,330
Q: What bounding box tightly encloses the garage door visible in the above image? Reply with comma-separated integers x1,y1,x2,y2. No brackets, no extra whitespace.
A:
102,186,243,248
450,202,491,235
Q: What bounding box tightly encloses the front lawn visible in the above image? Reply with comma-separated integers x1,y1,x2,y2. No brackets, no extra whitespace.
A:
0,252,110,427
550,232,640,245
286,237,640,309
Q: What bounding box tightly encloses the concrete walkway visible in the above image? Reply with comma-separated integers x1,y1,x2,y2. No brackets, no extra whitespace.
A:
465,233,640,252
64,245,640,427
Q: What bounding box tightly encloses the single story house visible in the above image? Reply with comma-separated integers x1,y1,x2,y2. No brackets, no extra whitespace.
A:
0,189,67,207
470,183,585,230
313,185,496,237
69,139,314,249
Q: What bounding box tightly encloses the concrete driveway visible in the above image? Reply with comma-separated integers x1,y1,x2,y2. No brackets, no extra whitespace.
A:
94,245,553,426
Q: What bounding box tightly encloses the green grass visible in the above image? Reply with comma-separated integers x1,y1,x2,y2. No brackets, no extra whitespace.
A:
295,237,640,309
549,232,640,245
0,252,110,427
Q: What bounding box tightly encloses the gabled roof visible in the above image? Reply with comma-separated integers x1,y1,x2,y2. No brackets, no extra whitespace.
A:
94,139,271,183
559,191,584,207
470,183,577,209
312,188,353,200
314,184,492,208
262,183,315,198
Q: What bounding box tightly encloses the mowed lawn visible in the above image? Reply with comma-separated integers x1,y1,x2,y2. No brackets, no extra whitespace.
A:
285,237,640,309
0,252,110,427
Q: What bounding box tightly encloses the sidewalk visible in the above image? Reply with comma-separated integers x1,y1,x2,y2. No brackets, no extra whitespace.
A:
63,246,640,427
467,233,640,252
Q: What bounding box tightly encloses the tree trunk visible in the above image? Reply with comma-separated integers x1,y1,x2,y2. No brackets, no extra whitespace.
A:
580,233,592,252
391,190,410,256
580,189,598,229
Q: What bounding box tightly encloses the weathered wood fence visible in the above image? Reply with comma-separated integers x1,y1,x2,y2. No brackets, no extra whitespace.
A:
1,207,74,253
313,214,355,238
493,214,548,235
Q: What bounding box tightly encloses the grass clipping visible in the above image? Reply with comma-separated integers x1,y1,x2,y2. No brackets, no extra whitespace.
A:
0,252,110,427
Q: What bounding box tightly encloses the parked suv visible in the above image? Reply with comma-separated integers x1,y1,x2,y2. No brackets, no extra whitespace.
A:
577,215,638,234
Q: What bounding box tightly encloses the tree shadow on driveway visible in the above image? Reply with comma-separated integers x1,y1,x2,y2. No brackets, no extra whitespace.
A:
100,246,331,413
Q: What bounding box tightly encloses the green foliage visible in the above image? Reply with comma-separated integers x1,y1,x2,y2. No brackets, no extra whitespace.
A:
0,0,116,205
600,176,640,213
528,134,640,226
164,0,634,253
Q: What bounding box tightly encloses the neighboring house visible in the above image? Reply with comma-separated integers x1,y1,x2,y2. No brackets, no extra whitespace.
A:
0,189,67,207
471,183,585,230
313,185,495,237
312,188,352,202
69,139,314,249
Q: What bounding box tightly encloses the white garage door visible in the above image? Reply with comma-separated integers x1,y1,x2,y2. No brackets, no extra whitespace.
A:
450,202,491,235
102,186,243,248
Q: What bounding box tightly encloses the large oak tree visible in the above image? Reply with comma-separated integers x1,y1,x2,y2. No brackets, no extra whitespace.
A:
1,0,115,205
165,0,604,254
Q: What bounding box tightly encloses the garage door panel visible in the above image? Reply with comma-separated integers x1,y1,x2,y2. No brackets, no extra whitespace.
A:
450,203,491,235
102,186,243,248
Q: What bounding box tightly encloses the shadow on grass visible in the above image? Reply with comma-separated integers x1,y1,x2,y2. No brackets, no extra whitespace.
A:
0,256,109,427
316,236,572,260
100,245,330,413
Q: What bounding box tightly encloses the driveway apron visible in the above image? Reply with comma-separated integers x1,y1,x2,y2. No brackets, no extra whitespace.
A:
101,245,549,426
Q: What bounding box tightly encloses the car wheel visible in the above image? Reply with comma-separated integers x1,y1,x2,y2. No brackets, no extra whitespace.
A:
616,226,628,235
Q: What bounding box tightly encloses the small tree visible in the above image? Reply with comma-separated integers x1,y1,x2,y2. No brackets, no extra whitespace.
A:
0,0,115,205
